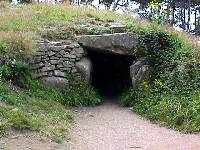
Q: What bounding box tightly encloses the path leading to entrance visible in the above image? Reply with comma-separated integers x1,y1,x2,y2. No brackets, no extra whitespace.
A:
2,100,200,150
68,100,200,150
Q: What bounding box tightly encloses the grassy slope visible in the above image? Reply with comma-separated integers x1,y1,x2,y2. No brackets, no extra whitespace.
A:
0,3,112,141
0,2,123,55
0,80,73,143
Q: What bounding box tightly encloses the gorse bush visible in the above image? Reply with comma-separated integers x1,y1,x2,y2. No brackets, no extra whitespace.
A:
122,25,200,132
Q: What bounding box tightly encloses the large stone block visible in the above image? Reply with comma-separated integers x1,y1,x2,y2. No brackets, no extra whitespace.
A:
75,57,92,81
42,77,68,90
130,58,151,88
78,33,138,55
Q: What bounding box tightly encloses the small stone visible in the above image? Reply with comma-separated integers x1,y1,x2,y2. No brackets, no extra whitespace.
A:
62,40,73,45
63,54,71,58
44,62,51,67
49,45,63,52
50,60,59,65
32,72,48,78
63,61,74,68
69,55,76,59
76,57,81,61
110,23,126,32
50,56,59,60
55,53,62,58
34,51,46,56
41,65,55,72
33,56,41,63
71,68,77,73
64,45,74,49
49,41,62,46
71,42,80,48
48,71,53,76
59,50,66,55
62,57,69,61
31,62,44,69
57,64,64,68
60,67,71,71
54,70,66,77
48,51,55,56
70,58,76,62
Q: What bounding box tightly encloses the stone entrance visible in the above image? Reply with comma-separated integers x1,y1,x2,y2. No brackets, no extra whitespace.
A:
88,50,135,97
30,33,151,96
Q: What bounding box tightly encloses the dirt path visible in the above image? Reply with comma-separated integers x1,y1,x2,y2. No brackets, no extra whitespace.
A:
67,100,200,150
2,100,200,150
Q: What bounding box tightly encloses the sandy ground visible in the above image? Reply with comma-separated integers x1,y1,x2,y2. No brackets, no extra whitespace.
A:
67,100,200,150
2,100,200,150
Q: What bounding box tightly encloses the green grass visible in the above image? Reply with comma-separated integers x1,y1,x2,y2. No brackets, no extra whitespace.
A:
0,73,101,141
0,2,122,56
121,25,200,133
0,81,73,142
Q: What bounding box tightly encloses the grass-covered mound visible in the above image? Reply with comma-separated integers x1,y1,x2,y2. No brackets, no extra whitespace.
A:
0,2,120,56
0,1,200,134
121,25,200,133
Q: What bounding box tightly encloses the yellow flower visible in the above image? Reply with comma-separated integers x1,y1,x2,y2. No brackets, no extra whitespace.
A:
154,79,165,88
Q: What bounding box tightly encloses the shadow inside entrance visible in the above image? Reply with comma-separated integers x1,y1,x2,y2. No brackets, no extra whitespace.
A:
88,50,135,99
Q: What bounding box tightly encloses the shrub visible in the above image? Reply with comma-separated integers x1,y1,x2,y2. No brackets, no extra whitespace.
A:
0,60,30,87
62,75,101,107
121,26,200,132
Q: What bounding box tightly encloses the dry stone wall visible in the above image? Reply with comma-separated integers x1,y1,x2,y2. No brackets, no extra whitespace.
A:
30,39,86,89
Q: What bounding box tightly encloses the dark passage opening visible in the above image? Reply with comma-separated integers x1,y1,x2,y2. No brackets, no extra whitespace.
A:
88,50,135,98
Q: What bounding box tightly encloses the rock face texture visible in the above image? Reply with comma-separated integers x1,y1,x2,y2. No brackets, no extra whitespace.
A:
130,58,151,88
30,39,85,89
78,33,138,55
75,57,92,82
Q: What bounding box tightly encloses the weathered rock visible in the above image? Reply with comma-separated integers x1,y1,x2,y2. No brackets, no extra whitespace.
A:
49,45,63,52
63,61,74,68
74,47,85,54
59,50,66,55
49,41,62,46
48,51,56,56
41,65,55,72
110,23,126,32
32,72,48,78
54,70,66,77
130,58,151,88
78,33,138,55
75,57,92,81
33,56,42,63
31,62,44,69
42,77,68,90
49,60,59,65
